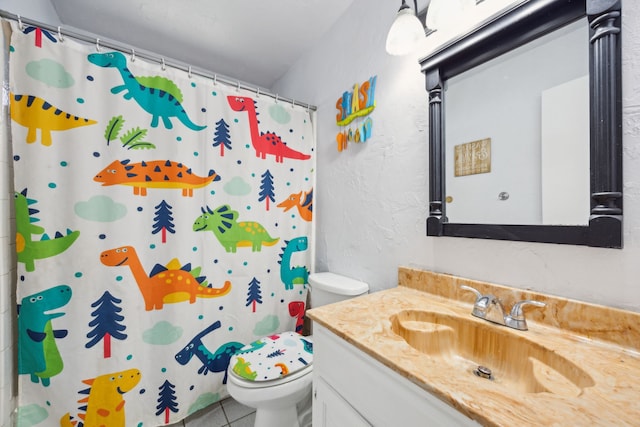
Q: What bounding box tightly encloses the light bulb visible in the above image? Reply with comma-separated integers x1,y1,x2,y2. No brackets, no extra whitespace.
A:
386,5,425,56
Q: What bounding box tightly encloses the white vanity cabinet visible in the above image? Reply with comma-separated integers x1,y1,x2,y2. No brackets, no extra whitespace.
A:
312,324,480,427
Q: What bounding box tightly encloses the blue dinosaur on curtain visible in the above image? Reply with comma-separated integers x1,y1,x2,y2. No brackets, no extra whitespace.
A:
8,20,314,427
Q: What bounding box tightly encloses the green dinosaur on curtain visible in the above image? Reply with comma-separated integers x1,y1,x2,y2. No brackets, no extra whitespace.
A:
99,246,232,311
59,368,141,427
18,285,72,387
15,189,80,272
88,51,207,131
192,205,279,252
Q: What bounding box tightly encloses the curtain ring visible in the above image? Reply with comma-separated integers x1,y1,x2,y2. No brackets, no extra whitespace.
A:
291,97,295,109
213,74,218,86
161,57,166,71
236,81,240,92
95,38,101,52
57,26,64,42
130,48,136,62
307,103,311,113
188,66,192,79
256,88,260,98
275,94,279,104
17,15,23,31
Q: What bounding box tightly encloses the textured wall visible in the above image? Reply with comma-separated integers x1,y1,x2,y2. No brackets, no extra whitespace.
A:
273,0,640,312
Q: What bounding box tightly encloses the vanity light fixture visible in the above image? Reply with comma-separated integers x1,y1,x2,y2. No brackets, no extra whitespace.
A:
385,0,426,56
387,0,479,56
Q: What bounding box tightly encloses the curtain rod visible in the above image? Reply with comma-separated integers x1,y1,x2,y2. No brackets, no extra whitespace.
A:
0,10,317,112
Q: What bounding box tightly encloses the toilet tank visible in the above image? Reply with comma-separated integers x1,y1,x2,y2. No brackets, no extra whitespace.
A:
308,272,369,308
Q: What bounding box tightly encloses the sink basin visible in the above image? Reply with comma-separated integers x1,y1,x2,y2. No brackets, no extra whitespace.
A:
390,310,594,397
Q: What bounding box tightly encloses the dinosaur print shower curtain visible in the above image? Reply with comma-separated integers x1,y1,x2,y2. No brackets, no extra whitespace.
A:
8,22,314,427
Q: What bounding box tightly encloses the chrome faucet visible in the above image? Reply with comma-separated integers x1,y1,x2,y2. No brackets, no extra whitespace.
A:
460,285,545,331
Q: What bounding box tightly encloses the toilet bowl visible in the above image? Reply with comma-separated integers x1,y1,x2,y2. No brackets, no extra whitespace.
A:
227,332,313,427
226,272,369,427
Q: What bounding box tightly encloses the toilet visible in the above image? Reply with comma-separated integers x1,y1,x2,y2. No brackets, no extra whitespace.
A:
226,272,369,427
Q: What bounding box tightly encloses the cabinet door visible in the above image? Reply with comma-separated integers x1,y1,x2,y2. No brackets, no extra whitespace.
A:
313,377,372,427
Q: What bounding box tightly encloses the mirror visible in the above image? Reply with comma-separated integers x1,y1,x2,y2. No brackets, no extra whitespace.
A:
420,0,622,248
445,19,589,226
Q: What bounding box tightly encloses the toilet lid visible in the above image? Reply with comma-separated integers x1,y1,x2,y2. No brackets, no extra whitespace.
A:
229,332,313,382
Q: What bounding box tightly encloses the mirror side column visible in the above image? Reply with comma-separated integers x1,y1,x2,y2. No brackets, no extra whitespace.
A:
587,0,622,247
426,68,446,236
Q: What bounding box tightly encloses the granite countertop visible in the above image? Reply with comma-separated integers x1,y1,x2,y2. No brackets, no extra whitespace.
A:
307,267,640,426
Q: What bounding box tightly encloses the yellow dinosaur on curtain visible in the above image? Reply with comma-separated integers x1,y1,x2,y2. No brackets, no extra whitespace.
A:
59,368,141,427
10,94,97,146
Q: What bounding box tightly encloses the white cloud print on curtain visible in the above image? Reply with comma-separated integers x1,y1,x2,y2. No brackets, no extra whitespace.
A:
9,21,314,426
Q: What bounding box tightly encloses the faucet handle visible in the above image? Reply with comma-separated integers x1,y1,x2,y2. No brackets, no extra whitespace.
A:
460,285,482,301
506,300,546,330
509,300,546,318
460,285,496,321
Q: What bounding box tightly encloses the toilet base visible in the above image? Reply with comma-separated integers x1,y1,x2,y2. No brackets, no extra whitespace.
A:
226,369,313,427
254,397,305,427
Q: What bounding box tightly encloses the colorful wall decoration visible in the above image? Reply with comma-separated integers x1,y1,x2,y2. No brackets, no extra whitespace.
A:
8,21,315,427
335,75,377,152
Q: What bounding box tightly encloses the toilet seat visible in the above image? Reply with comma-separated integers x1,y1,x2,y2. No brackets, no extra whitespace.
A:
228,363,312,389
228,331,313,388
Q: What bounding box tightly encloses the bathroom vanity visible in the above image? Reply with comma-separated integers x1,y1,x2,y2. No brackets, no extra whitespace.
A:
312,322,479,426
307,267,640,426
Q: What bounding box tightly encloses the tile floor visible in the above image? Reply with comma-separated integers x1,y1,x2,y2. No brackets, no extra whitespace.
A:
172,397,256,427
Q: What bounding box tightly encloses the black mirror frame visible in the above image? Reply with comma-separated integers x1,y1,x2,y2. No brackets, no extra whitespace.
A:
420,0,622,248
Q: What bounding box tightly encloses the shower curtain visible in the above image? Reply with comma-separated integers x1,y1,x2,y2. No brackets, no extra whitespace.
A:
8,21,314,427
